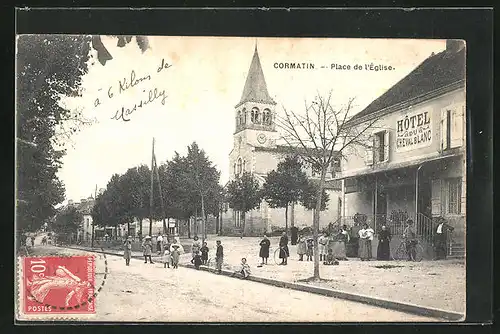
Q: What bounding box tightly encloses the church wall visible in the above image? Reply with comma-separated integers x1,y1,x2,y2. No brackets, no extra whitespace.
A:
253,151,280,175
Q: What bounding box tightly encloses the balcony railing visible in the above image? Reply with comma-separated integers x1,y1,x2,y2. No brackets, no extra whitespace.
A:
330,213,449,246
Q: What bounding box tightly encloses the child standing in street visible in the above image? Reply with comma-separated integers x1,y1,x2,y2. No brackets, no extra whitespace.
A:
215,240,224,274
163,247,171,268
170,244,180,269
306,237,314,261
191,251,202,270
200,242,209,265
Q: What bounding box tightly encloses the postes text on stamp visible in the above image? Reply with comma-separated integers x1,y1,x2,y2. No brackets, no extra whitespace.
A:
23,256,96,314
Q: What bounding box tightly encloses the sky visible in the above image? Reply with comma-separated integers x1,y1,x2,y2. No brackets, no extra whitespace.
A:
57,36,446,203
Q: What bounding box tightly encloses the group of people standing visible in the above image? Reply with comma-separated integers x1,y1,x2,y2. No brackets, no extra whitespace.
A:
122,234,184,268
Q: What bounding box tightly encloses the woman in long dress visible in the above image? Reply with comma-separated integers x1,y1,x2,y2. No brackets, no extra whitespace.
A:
191,236,201,258
377,225,392,260
259,235,271,265
332,226,349,260
365,224,375,260
142,236,154,264
358,225,369,261
296,234,307,261
278,232,289,265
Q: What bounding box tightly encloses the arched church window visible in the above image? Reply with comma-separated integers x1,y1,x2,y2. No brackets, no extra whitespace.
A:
251,107,260,124
243,159,246,172
233,163,237,176
237,158,243,175
263,109,272,125
236,110,241,126
241,109,246,125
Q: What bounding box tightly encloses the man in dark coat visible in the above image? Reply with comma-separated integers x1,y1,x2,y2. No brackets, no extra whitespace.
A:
434,217,454,260
278,232,289,265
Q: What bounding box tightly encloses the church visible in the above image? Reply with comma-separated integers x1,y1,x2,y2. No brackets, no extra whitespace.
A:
221,45,342,236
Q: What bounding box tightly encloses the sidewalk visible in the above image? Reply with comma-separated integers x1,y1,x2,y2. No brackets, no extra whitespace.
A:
180,236,466,314
60,235,465,317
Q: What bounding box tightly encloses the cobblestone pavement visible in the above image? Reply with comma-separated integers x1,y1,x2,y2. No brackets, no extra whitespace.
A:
20,245,440,322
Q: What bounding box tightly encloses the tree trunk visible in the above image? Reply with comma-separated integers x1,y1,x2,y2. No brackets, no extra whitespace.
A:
291,202,295,228
241,211,246,238
201,193,206,242
139,219,143,240
187,218,191,238
219,207,223,236
194,207,198,236
127,222,130,236
313,168,327,280
285,204,289,235
215,211,219,235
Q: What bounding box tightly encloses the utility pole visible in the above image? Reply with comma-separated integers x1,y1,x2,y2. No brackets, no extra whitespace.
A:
149,138,155,237
153,155,168,234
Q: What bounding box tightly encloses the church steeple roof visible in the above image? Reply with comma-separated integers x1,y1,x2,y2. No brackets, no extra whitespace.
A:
236,45,276,108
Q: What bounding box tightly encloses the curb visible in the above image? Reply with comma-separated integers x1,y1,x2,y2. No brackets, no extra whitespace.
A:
60,245,464,321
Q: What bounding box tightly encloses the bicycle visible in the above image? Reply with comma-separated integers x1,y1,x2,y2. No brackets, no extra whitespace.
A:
391,239,424,262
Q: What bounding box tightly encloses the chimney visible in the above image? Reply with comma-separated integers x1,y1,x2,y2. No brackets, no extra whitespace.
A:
446,39,464,53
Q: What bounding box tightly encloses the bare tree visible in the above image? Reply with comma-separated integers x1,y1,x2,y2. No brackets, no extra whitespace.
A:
275,91,382,280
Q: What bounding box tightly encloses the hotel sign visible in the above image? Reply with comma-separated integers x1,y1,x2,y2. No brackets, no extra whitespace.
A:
396,110,432,152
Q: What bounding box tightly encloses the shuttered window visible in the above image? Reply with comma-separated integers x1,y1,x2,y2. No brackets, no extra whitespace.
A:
447,178,462,214
441,103,465,150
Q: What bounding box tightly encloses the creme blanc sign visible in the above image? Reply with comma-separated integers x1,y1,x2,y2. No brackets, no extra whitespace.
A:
396,110,432,152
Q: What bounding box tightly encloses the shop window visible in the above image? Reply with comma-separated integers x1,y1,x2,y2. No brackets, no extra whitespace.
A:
447,178,462,214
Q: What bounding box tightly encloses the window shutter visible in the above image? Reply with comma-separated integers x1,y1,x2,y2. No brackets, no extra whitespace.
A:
440,109,449,151
365,147,374,166
383,130,390,162
431,179,442,216
450,104,464,148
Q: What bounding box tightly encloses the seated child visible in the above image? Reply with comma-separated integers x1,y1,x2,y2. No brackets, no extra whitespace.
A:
200,242,209,265
191,251,202,270
232,257,251,279
323,249,339,265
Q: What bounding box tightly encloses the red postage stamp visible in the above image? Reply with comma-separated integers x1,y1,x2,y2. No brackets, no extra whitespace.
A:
23,256,96,314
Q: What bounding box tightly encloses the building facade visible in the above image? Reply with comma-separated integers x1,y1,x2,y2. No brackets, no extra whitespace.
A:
222,46,342,236
336,40,466,256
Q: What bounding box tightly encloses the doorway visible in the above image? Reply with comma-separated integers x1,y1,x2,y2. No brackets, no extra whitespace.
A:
418,177,432,218
375,190,388,231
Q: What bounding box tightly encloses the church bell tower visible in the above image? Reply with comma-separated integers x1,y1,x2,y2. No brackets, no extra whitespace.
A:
234,44,278,149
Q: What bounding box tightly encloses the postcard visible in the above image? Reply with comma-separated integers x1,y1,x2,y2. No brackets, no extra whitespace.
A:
15,35,466,322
